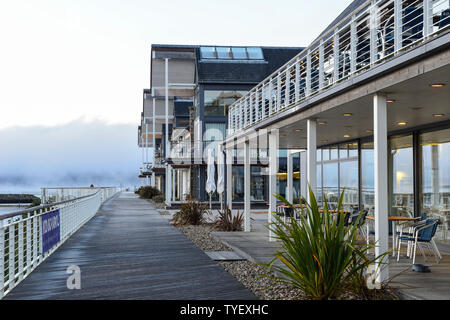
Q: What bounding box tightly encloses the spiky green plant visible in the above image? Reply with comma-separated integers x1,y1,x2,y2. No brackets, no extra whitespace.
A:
213,206,244,231
266,186,389,300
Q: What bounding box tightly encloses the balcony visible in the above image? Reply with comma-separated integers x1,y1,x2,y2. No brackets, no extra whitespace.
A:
227,0,450,137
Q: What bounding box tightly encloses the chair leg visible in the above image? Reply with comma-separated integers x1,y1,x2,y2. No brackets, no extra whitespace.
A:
397,239,402,261
412,240,418,265
431,239,442,259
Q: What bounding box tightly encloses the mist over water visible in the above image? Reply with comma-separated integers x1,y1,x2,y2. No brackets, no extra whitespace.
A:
0,119,144,193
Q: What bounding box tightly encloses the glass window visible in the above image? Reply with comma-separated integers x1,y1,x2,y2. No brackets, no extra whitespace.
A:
339,144,348,159
323,162,339,208
349,142,358,157
204,90,247,117
251,166,266,201
361,142,374,213
216,47,231,59
389,135,414,217
420,128,450,243
330,147,338,160
317,164,322,205
317,149,322,162
231,47,247,59
232,166,244,201
340,160,359,210
322,148,330,161
200,46,216,59
247,47,264,59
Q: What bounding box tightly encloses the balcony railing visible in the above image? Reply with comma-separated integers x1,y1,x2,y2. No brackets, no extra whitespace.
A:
227,0,449,136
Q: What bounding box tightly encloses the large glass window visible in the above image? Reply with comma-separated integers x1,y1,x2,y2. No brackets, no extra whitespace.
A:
323,162,339,208
251,166,266,201
361,142,374,213
232,166,244,201
216,47,231,59
420,128,450,243
231,47,247,59
389,135,414,217
200,46,216,59
204,90,247,117
247,47,264,59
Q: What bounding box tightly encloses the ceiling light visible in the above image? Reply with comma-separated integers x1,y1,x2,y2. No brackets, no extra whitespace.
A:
397,121,407,126
280,134,287,137
343,113,353,117
320,140,328,143
433,113,445,118
343,134,351,138
366,129,373,133
431,83,445,88
386,99,395,103
318,121,327,125
295,129,302,132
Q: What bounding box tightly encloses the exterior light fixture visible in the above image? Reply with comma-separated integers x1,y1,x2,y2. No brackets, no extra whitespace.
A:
433,113,445,118
430,83,445,88
343,113,353,117
397,121,407,126
343,134,351,138
320,140,328,143
366,129,373,133
295,129,302,132
318,121,327,125
386,99,395,103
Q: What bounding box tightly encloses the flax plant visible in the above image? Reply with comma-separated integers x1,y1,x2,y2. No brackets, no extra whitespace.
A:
266,187,388,300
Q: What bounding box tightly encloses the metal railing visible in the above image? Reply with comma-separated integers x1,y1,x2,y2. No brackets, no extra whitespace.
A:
227,0,450,136
0,187,117,298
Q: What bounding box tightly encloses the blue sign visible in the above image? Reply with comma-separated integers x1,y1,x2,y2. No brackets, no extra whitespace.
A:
41,209,60,254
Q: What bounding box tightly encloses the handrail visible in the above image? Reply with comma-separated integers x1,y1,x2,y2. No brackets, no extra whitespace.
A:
0,186,118,298
227,0,450,136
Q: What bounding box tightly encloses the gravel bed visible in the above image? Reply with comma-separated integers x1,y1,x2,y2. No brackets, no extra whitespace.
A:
176,224,232,251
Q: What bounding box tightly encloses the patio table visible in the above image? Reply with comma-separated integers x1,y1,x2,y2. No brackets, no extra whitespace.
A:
366,216,419,257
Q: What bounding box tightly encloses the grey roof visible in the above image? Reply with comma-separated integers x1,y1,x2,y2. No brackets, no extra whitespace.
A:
197,47,304,84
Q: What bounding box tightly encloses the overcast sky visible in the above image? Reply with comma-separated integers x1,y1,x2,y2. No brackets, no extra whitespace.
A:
0,0,354,190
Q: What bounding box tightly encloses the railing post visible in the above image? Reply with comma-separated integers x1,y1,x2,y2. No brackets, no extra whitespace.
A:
262,84,266,118
333,29,340,81
394,0,403,52
306,50,312,96
295,58,300,101
18,220,24,281
319,40,324,89
285,68,290,105
350,15,357,73
423,0,433,38
370,3,378,64
8,224,15,289
268,80,273,115
276,73,281,111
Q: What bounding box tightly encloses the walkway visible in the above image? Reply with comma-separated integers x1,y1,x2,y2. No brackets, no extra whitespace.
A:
5,192,256,300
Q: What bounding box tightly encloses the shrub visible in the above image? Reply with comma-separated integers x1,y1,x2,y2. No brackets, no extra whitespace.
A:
171,198,208,226
265,187,389,300
138,186,161,199
152,194,165,203
213,206,244,231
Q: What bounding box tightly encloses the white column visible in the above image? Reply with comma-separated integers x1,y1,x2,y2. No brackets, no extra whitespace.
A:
152,94,156,188
226,147,233,211
165,58,170,159
166,165,172,206
306,119,317,203
244,140,251,232
300,151,307,200
287,150,294,203
268,130,279,242
373,93,389,283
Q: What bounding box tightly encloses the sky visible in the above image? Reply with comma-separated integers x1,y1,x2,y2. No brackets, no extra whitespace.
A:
0,0,354,191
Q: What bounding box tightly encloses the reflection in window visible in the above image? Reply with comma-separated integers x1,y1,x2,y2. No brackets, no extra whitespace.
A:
232,166,244,201
251,166,266,201
231,47,247,59
247,47,264,59
216,47,231,59
200,46,216,59
389,135,414,217
204,90,247,117
420,128,450,243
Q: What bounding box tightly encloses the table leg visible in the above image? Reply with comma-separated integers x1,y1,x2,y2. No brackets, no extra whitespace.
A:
392,221,396,257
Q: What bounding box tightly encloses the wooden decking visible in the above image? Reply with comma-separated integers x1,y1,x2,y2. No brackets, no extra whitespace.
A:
5,192,256,300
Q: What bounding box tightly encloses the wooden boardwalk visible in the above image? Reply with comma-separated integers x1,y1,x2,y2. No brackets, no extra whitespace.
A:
5,192,256,300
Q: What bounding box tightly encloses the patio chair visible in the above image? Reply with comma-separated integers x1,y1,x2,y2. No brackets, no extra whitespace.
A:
397,219,442,264
395,215,428,257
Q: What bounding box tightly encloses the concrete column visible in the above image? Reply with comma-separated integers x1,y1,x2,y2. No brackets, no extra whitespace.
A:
244,140,251,232
287,150,294,203
226,147,233,211
307,119,317,203
373,93,389,283
151,172,156,188
268,130,279,241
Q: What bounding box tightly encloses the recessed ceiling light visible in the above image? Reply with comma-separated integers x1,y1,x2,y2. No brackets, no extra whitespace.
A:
280,134,287,137
295,129,302,132
366,129,373,133
386,99,396,103
433,113,445,118
343,134,351,138
343,113,353,117
397,121,407,126
318,121,327,125
320,140,328,143
431,83,445,88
